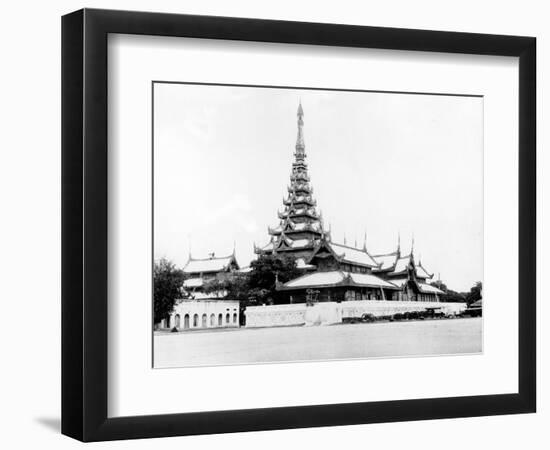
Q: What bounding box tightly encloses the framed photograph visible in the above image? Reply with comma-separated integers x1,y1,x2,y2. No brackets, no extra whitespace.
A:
62,8,536,441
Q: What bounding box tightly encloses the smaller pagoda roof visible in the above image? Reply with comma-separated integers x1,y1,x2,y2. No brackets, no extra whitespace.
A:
415,263,433,279
279,207,317,218
328,242,380,268
183,277,203,288
296,258,316,270
278,270,399,290
388,278,408,288
372,252,399,271
187,291,227,300
393,254,413,273
269,220,322,234
374,251,435,280
417,282,444,294
285,194,314,204
183,253,238,274
287,238,313,249
258,241,274,252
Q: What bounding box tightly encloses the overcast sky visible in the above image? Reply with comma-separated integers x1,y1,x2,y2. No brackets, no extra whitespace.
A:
153,83,483,292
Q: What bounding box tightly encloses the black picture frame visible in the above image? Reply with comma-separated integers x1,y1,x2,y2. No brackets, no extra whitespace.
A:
62,8,536,442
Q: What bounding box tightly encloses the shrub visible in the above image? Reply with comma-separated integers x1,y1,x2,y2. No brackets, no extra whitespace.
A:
361,313,376,323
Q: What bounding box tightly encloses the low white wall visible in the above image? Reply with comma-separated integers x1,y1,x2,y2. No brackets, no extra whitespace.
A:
341,300,467,318
245,301,467,328
167,299,240,330
304,302,342,326
245,304,307,328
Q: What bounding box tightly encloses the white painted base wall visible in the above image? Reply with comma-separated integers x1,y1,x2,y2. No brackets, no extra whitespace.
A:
244,303,306,328
166,299,240,330
245,301,467,328
341,300,467,318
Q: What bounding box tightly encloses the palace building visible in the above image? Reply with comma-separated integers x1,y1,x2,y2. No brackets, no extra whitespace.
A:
257,103,444,303
161,251,241,331
182,251,240,299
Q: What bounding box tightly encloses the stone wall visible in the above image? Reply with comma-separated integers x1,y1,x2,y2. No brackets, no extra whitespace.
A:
340,300,467,318
244,304,307,328
245,300,467,328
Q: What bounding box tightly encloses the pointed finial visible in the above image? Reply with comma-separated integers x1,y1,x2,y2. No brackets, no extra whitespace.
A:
232,240,236,256
296,101,305,153
397,231,401,253
411,233,415,255
344,233,347,246
363,230,367,251
354,237,357,248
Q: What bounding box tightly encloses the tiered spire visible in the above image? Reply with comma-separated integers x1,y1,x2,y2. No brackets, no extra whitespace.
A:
255,103,325,259
295,101,305,157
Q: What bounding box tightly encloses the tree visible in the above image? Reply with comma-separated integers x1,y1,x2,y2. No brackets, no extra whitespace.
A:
203,273,251,301
203,254,299,305
153,258,185,324
465,281,482,305
248,254,299,304
430,280,447,291
429,279,466,303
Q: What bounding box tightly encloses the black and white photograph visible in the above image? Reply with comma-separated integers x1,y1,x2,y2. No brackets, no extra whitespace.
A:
153,83,484,368
0,0,543,446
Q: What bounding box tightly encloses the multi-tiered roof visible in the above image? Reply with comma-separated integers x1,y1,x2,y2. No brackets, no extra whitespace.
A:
255,103,326,261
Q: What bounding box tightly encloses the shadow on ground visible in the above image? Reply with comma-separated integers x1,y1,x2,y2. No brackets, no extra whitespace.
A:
35,417,61,433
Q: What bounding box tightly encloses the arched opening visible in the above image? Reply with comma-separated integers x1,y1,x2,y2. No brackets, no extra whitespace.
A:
184,314,189,329
225,313,230,324
202,314,207,328
218,313,223,326
174,314,181,329
233,313,237,324
165,316,171,329
210,314,215,326
193,314,199,327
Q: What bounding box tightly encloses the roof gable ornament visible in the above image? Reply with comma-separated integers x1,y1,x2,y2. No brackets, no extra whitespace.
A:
397,231,401,256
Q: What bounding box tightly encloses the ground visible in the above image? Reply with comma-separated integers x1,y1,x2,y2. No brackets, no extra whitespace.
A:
154,317,482,368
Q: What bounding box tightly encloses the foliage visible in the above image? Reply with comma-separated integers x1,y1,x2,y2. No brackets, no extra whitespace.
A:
153,258,185,324
248,254,300,304
465,281,482,305
202,273,251,301
430,280,447,291
429,279,467,303
202,254,299,305
429,280,482,305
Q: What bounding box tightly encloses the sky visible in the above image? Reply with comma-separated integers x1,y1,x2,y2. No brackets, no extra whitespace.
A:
153,83,483,292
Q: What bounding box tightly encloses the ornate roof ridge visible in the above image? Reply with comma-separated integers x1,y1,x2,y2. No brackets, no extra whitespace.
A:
371,250,399,257
187,253,235,262
331,241,371,252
